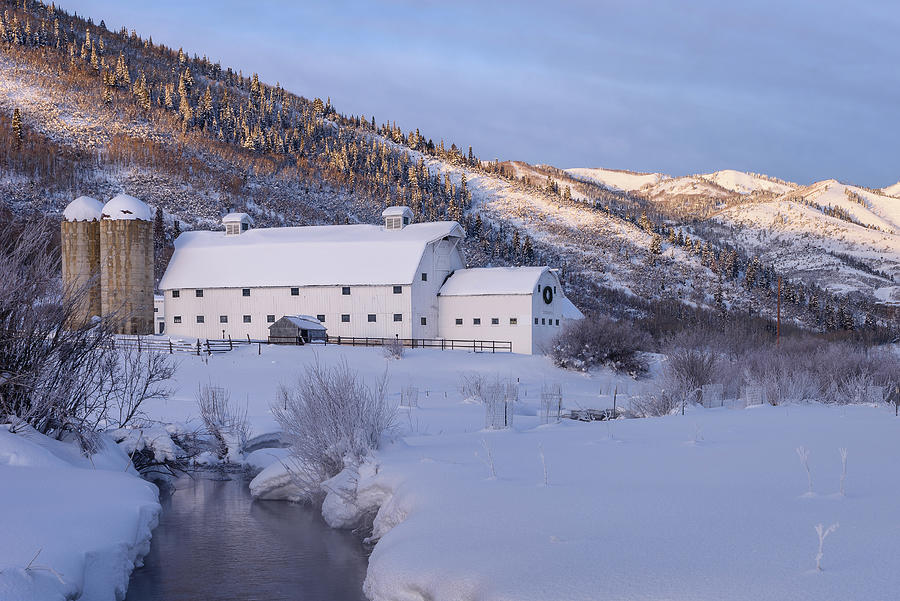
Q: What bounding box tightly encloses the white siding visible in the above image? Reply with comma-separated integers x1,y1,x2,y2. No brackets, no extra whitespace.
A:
163,284,412,340
410,237,465,338
438,294,533,353
437,269,568,354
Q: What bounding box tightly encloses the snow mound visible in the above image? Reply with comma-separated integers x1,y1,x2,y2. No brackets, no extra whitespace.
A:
63,195,104,222
101,193,153,221
700,169,796,195
882,181,900,198
564,167,666,191
0,428,160,601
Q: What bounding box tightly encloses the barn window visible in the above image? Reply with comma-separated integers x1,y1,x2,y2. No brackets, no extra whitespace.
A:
368,314,376,322
196,315,205,323
455,318,463,325
510,318,518,325
173,316,182,324
534,318,538,325
555,319,559,326
317,314,326,322
421,273,427,282
473,318,481,325
393,285,402,294
153,307,158,313
420,317,427,326
537,285,541,292
341,314,350,323
342,286,351,295
541,318,546,325
220,315,228,323
267,315,275,323
291,287,299,296
242,288,251,297
243,315,251,323
393,314,402,322
172,290,180,298
554,286,557,293
195,289,203,297
491,318,499,325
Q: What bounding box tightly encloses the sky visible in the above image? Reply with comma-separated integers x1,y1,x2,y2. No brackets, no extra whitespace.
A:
62,0,900,187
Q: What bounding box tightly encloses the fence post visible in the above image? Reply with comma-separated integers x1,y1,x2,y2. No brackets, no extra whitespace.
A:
206,339,211,356
169,339,173,354
196,340,201,356
258,342,261,355
228,335,233,350
137,336,141,352
247,334,251,344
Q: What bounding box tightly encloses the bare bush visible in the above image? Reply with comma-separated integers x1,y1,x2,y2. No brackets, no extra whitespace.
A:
272,358,396,502
382,336,404,360
196,384,250,462
458,371,488,401
0,223,173,450
628,391,680,418
550,317,649,375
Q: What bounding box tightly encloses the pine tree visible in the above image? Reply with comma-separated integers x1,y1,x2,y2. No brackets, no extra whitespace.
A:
523,235,534,262
649,234,662,255
11,108,23,147
153,207,165,280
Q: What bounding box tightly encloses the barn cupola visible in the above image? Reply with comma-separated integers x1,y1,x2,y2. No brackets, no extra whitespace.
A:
222,212,253,236
382,206,414,231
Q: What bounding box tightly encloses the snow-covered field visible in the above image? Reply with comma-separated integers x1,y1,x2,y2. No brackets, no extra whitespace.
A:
0,429,160,601
148,345,900,601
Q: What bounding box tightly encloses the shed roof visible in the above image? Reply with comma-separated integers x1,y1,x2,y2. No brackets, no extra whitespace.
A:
271,315,326,331
439,266,552,296
222,212,253,224
159,221,464,289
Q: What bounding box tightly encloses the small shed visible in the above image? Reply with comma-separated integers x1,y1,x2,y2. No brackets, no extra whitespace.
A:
268,315,326,345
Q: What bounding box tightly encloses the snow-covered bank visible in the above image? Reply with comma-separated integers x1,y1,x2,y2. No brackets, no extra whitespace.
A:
359,404,900,601
138,344,900,600
0,428,160,601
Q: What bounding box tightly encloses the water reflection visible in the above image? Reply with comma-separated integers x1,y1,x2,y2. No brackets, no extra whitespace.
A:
126,473,368,601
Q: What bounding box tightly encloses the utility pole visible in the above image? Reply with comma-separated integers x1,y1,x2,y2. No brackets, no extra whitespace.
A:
777,276,782,347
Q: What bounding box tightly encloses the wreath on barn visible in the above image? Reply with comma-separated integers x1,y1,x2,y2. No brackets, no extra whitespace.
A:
542,286,553,304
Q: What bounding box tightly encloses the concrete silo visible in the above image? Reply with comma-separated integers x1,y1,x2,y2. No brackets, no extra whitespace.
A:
99,194,155,334
61,196,104,328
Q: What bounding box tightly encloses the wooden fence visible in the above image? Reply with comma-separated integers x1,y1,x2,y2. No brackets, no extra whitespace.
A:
325,336,513,353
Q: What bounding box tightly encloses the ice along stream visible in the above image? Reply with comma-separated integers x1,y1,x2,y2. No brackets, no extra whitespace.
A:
125,473,369,601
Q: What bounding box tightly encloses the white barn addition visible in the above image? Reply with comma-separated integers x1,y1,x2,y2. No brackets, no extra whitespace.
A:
158,207,582,354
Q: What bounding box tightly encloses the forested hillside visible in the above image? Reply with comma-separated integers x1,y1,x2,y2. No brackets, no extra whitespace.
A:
0,0,895,341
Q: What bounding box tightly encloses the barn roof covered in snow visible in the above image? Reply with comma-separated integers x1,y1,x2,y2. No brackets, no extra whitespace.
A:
271,315,326,331
159,221,464,289
63,196,104,222
439,266,555,296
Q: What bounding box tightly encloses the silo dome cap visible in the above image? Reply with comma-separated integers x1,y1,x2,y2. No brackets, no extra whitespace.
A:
63,196,104,222
101,194,153,221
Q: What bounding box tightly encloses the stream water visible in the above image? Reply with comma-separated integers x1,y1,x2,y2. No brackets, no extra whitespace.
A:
125,472,369,601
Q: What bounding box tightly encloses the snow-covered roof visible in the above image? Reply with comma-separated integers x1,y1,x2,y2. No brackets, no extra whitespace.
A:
101,194,153,221
222,212,253,224
272,315,326,331
63,196,104,222
382,206,413,218
159,221,464,290
561,297,585,320
439,266,553,296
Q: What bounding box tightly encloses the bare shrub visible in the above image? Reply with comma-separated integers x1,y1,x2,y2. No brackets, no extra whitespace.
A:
550,317,650,375
196,384,250,462
0,223,173,450
458,371,488,401
272,358,396,502
382,336,404,360
628,391,680,417
666,348,717,394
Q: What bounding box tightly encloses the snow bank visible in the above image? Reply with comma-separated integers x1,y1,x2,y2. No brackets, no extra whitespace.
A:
0,427,160,601
359,404,900,601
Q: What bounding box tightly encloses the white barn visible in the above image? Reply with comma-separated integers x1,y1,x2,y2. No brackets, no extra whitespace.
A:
157,207,582,354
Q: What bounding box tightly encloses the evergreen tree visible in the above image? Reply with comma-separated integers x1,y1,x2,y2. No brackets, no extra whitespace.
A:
11,108,23,147
523,235,534,262
649,234,662,255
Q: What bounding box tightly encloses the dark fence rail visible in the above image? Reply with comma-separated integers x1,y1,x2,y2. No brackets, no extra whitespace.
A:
108,335,513,354
325,335,513,353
